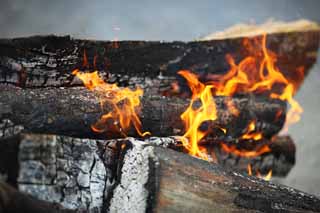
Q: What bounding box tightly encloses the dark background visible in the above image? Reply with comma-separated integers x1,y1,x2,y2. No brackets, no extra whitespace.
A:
1,0,320,196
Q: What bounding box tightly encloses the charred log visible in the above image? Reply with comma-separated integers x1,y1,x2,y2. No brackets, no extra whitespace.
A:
0,21,319,96
0,85,286,140
110,139,319,213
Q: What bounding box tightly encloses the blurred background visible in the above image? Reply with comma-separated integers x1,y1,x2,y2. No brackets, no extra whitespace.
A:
1,0,320,196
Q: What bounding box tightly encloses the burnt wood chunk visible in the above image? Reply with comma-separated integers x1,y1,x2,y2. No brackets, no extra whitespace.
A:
0,26,319,96
110,139,319,213
0,85,286,140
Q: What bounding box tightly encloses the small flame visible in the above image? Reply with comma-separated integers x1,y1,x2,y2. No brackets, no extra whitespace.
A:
72,52,150,137
241,120,263,141
221,144,271,158
247,164,272,181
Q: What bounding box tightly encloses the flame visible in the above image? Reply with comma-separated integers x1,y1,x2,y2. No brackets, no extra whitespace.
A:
178,70,217,160
221,144,271,158
178,34,301,180
241,120,263,141
72,52,150,137
247,164,272,181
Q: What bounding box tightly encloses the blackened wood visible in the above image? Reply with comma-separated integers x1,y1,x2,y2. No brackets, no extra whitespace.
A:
110,140,320,212
0,181,74,213
0,29,319,96
0,85,286,140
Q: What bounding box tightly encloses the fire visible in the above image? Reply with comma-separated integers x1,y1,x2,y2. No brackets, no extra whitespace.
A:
247,164,272,181
178,34,302,180
241,120,263,141
72,52,150,137
178,70,217,160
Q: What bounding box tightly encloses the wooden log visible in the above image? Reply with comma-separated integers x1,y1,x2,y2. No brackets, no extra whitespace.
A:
0,20,319,96
0,134,299,212
0,134,118,212
0,181,74,213
0,85,286,140
110,139,320,213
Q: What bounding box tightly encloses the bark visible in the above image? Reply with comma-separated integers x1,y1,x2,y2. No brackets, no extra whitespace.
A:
0,28,318,96
0,85,286,140
110,140,320,213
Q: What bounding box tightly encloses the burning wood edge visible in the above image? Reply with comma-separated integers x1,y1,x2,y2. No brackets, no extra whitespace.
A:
0,20,319,94
0,134,299,212
0,85,286,140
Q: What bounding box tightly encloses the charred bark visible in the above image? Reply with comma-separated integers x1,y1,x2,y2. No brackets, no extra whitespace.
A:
0,28,319,96
0,85,286,140
110,139,319,213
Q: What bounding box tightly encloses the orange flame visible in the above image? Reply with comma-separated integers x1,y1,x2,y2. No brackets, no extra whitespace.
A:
221,144,271,158
247,164,272,181
178,34,302,163
178,70,217,160
72,53,150,137
241,120,263,141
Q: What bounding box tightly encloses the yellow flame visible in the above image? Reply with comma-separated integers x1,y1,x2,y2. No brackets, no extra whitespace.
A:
72,67,150,137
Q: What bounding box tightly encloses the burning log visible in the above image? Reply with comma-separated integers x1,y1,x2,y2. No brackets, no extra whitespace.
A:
0,85,286,140
0,134,310,212
205,135,296,177
0,20,319,95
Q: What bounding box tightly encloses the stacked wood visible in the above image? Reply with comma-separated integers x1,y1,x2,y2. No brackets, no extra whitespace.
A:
0,134,316,212
0,85,286,140
0,20,319,97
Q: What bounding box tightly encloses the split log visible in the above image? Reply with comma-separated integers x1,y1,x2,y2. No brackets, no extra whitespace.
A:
110,139,320,213
0,20,319,96
0,134,301,212
0,85,286,140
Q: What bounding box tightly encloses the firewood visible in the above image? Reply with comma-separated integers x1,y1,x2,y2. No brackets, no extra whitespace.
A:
110,139,320,213
0,85,286,140
0,20,318,95
0,181,73,213
0,134,303,212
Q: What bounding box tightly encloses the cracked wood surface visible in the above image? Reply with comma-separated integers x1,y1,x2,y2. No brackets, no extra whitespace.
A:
110,140,320,213
0,30,319,96
0,85,286,141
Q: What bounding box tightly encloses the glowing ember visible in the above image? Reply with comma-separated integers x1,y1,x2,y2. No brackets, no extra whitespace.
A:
72,53,150,137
